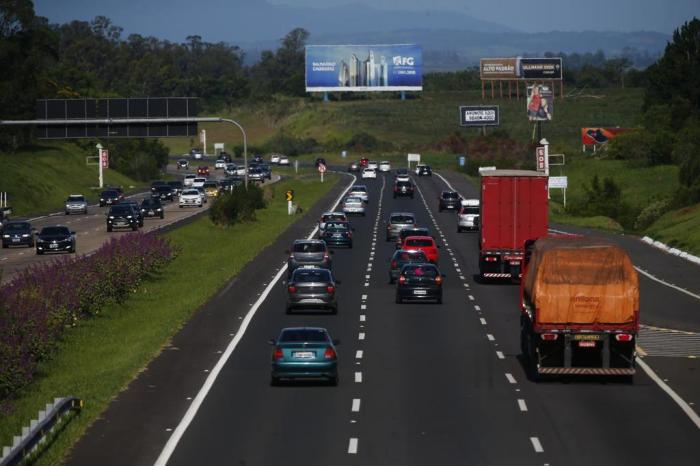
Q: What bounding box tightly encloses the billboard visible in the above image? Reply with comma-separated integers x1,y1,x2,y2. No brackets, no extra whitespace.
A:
527,84,553,121
305,44,422,92
480,57,563,80
459,105,500,127
581,127,632,145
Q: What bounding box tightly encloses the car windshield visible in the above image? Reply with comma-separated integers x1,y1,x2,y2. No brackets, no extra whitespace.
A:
142,200,159,207
67,196,84,202
185,175,196,179
400,229,429,239
293,242,325,253
391,215,414,224
110,206,132,215
279,328,330,343
396,251,428,262
168,181,182,187
182,190,199,195
41,226,69,235
204,182,218,187
396,182,412,188
462,207,480,215
194,178,206,182
292,269,332,282
5,222,30,231
155,186,171,191
345,198,362,204
101,191,118,197
443,192,459,199
403,265,439,277
406,238,434,247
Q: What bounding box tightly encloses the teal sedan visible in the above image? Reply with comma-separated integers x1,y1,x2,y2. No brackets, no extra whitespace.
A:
269,327,339,386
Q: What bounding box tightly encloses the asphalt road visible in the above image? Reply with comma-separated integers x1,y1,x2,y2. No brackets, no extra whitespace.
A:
67,171,700,466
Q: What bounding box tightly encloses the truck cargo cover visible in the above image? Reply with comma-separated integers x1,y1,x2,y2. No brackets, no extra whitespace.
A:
524,237,639,325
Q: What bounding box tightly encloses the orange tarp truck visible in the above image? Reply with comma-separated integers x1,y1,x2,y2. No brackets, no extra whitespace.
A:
520,237,639,379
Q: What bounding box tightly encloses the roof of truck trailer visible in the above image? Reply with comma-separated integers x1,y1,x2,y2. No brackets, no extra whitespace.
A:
480,170,546,177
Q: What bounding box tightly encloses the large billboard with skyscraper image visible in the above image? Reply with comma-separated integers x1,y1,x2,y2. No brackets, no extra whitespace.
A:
305,44,423,92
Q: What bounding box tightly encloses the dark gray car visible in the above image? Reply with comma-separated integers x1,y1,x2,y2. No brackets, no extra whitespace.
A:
287,239,332,277
286,268,339,313
385,212,416,241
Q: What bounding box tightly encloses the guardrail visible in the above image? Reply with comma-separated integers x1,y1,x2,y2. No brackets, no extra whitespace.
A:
0,396,83,466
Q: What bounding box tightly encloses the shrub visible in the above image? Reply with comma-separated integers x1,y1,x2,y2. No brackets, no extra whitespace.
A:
607,129,674,167
262,134,318,157
634,199,670,230
209,184,267,226
567,175,629,223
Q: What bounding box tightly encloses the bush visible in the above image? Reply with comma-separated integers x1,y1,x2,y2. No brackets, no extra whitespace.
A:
0,233,175,399
606,130,674,166
567,175,631,224
209,184,266,226
345,132,388,152
262,134,318,157
634,199,670,230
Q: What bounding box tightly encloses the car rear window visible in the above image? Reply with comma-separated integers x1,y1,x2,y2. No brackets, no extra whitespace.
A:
41,226,69,235
443,192,459,199
391,215,414,224
323,214,346,222
400,229,429,239
293,269,332,282
406,238,434,247
325,222,349,230
351,186,367,192
101,191,118,197
345,197,362,204
461,207,480,215
396,251,427,262
403,265,439,277
67,196,85,201
293,242,326,253
279,329,330,343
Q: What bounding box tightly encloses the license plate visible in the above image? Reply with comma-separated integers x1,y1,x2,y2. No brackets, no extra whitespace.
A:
333,234,342,238
574,334,601,341
12,238,19,242
301,265,317,269
149,210,154,215
293,351,315,359
578,341,597,348
49,243,58,249
413,289,427,295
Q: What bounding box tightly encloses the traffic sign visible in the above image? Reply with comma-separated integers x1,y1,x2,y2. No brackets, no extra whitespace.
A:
318,163,327,173
100,149,109,168
536,146,546,171
285,190,294,201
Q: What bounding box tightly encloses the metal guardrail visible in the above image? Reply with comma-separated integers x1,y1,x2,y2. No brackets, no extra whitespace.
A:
0,396,82,466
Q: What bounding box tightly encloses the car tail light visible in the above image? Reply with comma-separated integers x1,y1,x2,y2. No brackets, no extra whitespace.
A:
398,275,406,285
540,333,558,341
326,285,335,294
391,260,397,268
323,253,329,259
435,276,443,285
273,347,284,360
324,347,337,359
287,285,297,293
615,333,634,342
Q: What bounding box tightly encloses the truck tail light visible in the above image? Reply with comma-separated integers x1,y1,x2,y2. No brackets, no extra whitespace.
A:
324,347,337,359
287,285,297,294
326,285,335,294
615,333,633,342
435,276,443,285
485,256,498,262
398,275,406,285
273,347,284,360
540,333,558,341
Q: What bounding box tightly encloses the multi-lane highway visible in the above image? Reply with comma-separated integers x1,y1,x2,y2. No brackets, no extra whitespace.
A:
67,171,700,466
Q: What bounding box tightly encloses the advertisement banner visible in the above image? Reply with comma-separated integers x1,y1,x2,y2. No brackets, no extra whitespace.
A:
581,127,632,145
527,84,554,121
480,58,518,80
520,58,562,80
305,44,422,92
459,105,500,127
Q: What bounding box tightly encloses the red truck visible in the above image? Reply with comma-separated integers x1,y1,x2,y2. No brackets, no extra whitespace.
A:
479,170,548,280
520,236,639,380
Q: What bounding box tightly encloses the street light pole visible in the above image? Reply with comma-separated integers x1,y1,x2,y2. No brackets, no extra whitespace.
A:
96,143,104,188
221,119,248,189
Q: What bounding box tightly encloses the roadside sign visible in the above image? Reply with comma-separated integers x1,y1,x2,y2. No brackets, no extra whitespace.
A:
478,166,496,174
459,105,499,127
407,153,421,163
285,190,294,202
548,176,568,189
318,163,327,173
100,149,109,168
459,156,466,167
536,147,545,171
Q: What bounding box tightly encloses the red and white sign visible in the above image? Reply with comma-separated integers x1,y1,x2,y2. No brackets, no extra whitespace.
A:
536,147,545,171
100,149,109,168
318,163,327,173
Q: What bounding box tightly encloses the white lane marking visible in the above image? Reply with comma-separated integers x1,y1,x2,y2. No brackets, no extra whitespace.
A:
496,351,505,359
364,282,369,287
474,305,481,311
348,438,359,454
365,274,371,279
634,266,700,301
468,295,475,301
361,304,367,310
352,398,361,412
480,318,487,325
518,399,528,412
356,350,364,359
530,437,544,453
362,294,368,300
636,357,700,429
505,373,517,384
355,372,363,383
487,334,495,341
360,314,366,321
359,332,365,340
153,174,358,466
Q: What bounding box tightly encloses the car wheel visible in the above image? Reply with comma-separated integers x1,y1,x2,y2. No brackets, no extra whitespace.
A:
132,225,138,231
179,205,183,209
107,226,112,232
70,246,76,254
328,376,338,386
65,211,69,215
270,376,280,386
198,204,203,208
389,277,395,284
139,221,144,227
36,249,43,255
395,295,402,304
331,306,338,315
348,242,353,249
437,296,443,305
285,306,292,314
160,213,164,219
29,241,34,248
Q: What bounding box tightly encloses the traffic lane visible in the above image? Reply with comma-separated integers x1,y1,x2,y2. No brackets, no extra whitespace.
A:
164,176,382,465
358,177,539,465
417,174,700,465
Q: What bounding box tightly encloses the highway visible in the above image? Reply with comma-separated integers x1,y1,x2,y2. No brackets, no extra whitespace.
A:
66,170,700,466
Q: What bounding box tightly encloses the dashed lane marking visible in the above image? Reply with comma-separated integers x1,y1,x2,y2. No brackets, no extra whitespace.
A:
358,332,365,340
474,305,481,311
355,372,363,383
530,437,544,453
505,373,517,384
487,334,495,341
518,399,528,412
360,315,366,321
468,295,475,301
356,350,363,359
352,399,361,412
348,438,359,454
496,351,505,360
480,318,487,325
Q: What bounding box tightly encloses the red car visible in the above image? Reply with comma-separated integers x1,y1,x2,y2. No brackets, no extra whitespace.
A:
359,157,369,167
197,166,210,176
401,236,439,263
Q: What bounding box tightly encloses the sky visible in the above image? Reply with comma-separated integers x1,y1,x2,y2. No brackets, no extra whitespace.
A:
34,0,698,41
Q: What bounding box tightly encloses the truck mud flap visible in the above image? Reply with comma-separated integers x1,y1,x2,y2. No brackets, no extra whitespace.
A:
538,367,635,376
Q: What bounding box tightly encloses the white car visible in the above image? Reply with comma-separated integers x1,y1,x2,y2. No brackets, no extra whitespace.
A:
270,154,281,164
279,156,290,166
457,199,480,232
379,161,391,172
348,185,369,203
214,159,226,169
361,168,377,179
367,161,379,170
183,174,197,187
179,189,203,208
342,196,366,216
192,177,207,188
395,173,410,182
191,150,203,160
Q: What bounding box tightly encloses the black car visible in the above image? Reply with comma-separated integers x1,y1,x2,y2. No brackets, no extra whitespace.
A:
395,263,444,304
120,200,144,226
253,154,264,163
140,198,164,219
99,190,122,207
167,180,183,196
286,268,339,314
176,159,189,170
395,168,409,177
395,227,432,249
439,190,463,212
320,221,353,248
151,180,169,193
393,180,415,198
36,225,75,255
219,152,232,163
417,165,432,176
107,204,139,232
152,185,174,202
389,249,429,283
2,221,35,248
348,161,360,172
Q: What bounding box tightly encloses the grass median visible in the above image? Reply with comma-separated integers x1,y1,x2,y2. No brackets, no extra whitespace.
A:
0,172,340,465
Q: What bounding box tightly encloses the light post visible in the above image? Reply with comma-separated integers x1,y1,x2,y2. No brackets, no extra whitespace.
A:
96,143,104,188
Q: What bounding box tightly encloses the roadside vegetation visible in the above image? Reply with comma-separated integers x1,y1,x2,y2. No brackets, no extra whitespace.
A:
0,173,339,465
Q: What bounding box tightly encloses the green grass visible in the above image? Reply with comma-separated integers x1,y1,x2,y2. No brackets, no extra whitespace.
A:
0,143,143,216
645,203,700,255
0,173,339,466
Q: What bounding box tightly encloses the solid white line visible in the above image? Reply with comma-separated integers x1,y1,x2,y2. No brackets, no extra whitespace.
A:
518,399,528,412
356,350,363,359
359,332,365,340
505,373,517,384
348,438,359,454
480,318,487,325
153,174,357,466
352,398,361,412
487,334,495,341
496,351,505,359
530,437,544,453
355,372,363,383
634,266,700,301
636,357,700,429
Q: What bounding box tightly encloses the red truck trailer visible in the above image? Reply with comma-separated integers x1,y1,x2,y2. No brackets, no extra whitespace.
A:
520,236,639,380
479,170,548,279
